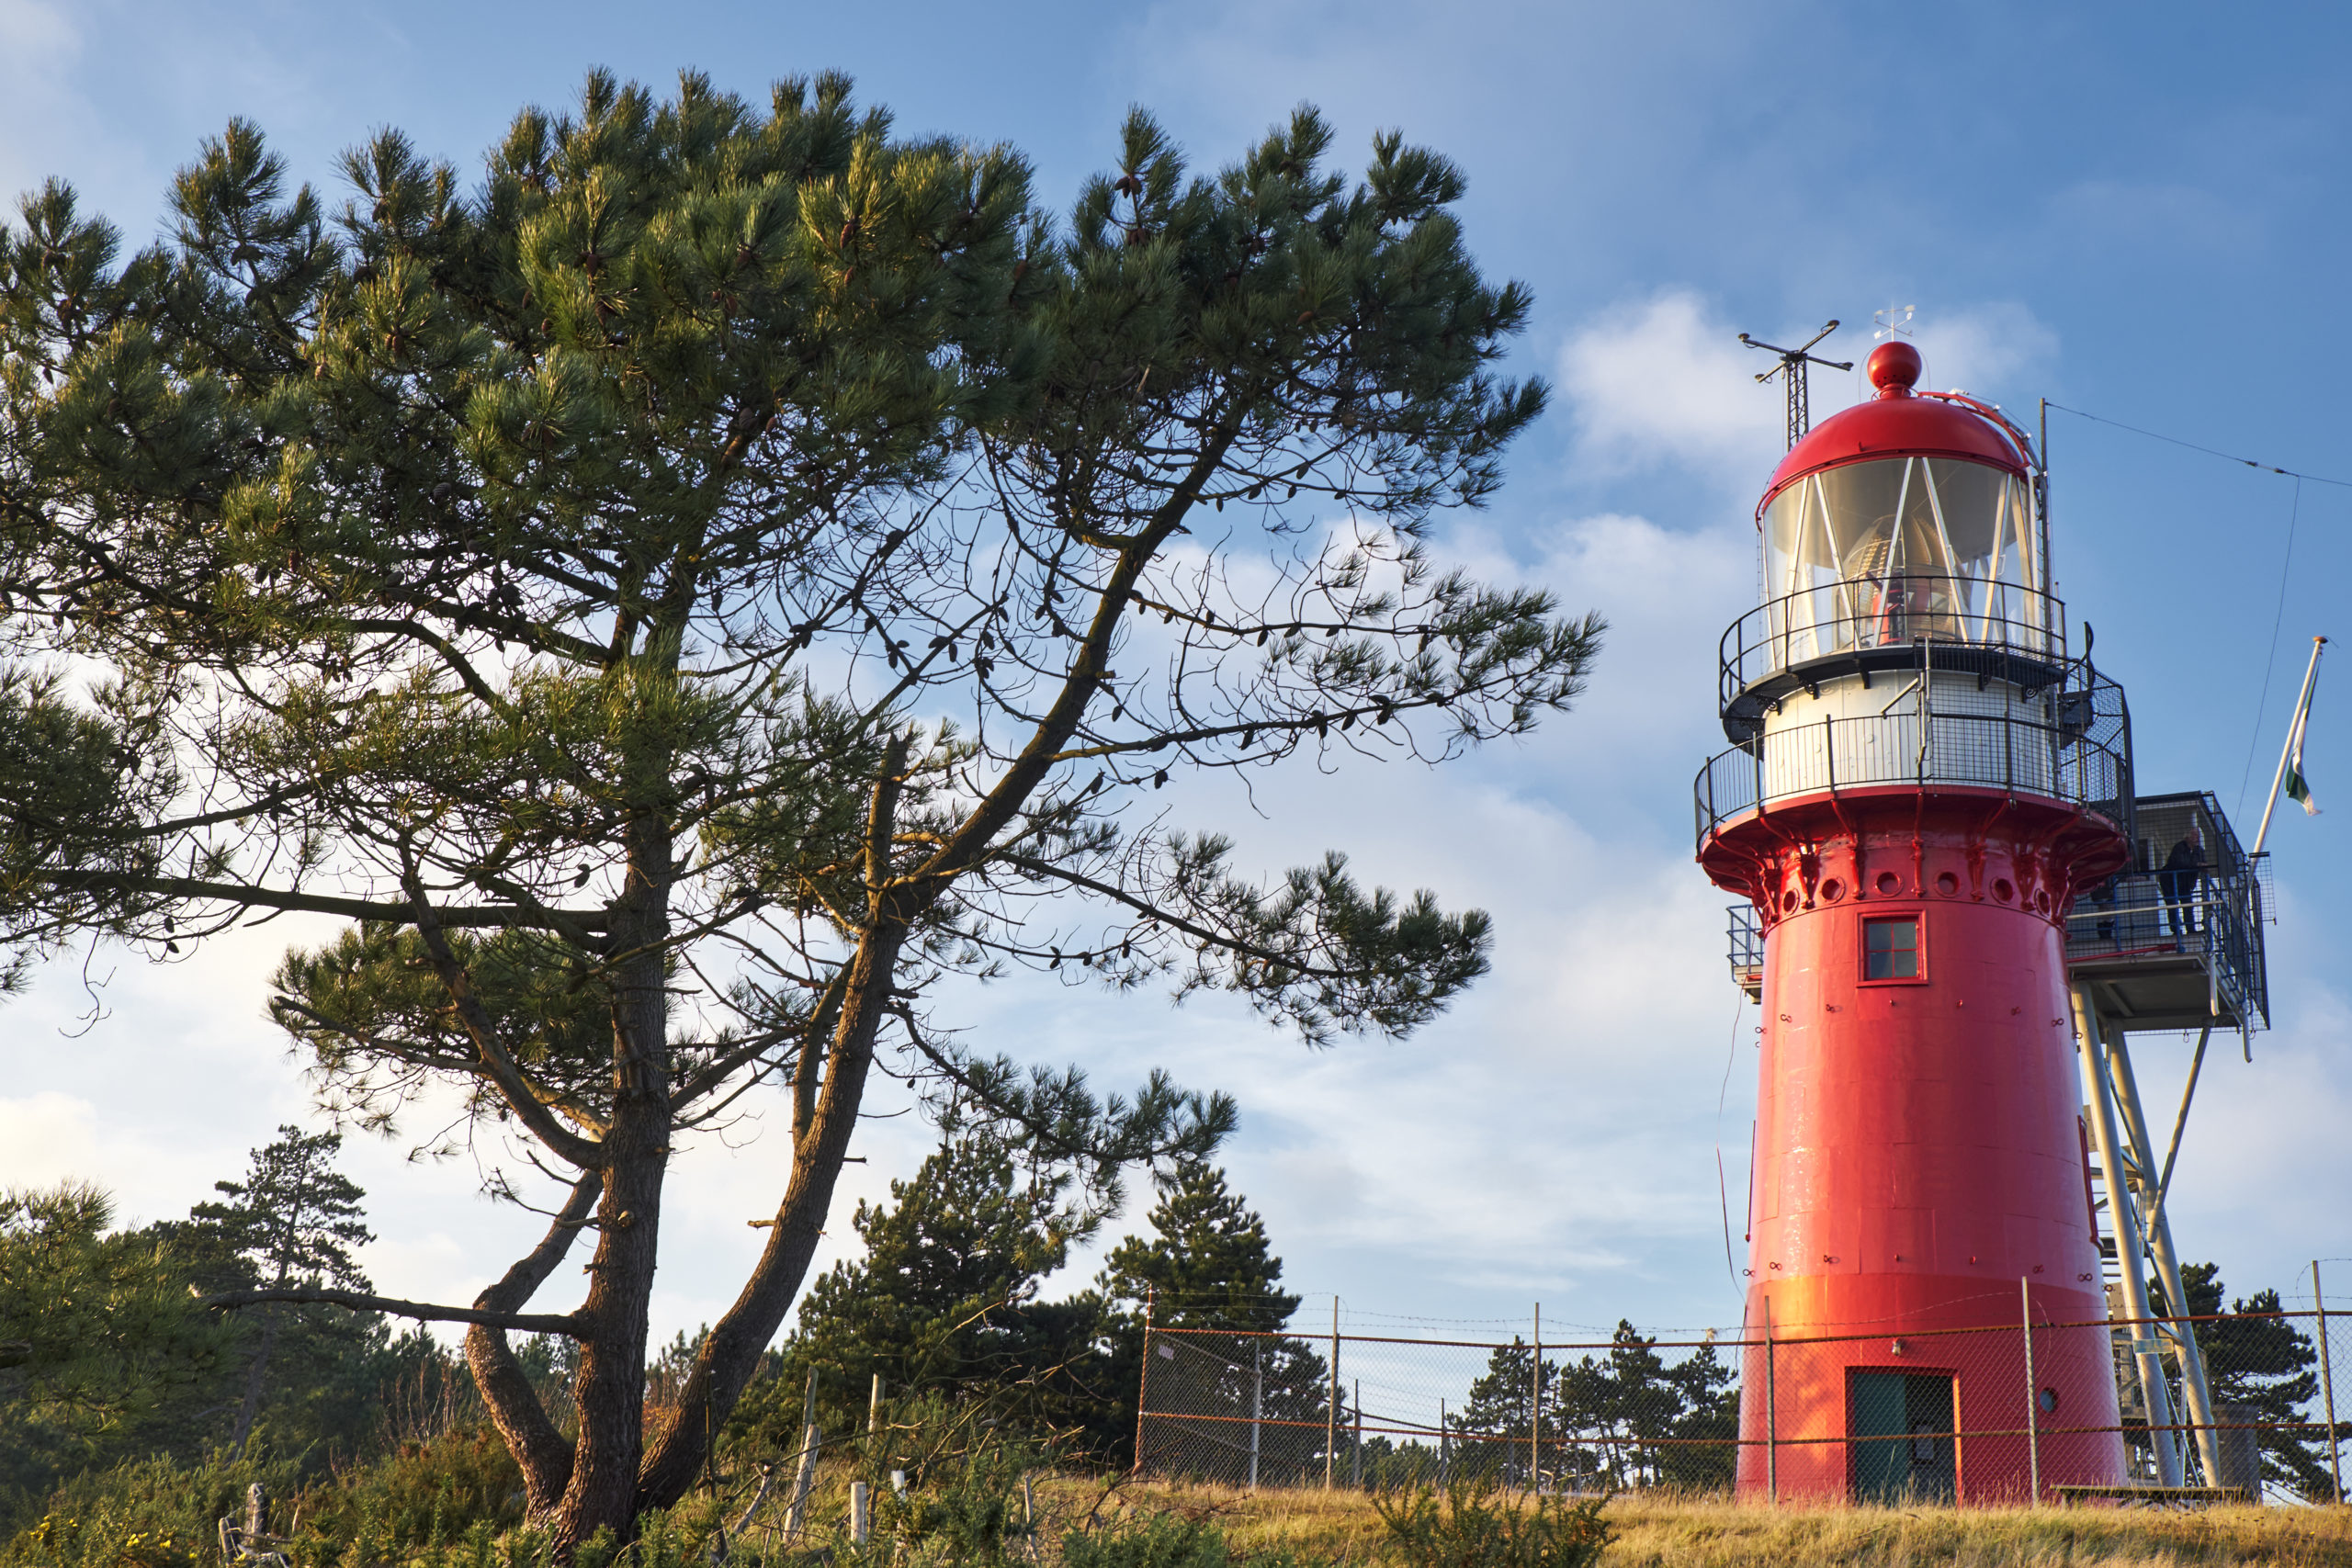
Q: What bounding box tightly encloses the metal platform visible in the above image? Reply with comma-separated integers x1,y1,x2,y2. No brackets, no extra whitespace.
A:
1723,789,2270,1032
2064,792,2269,1033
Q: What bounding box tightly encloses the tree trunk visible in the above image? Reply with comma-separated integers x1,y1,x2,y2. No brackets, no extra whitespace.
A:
633,740,913,1511
467,1171,600,1517
633,920,902,1508
548,787,676,1556
551,1126,664,1552
226,1304,281,1458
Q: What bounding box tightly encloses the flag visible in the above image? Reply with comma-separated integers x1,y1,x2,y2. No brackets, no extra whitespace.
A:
2284,664,2322,817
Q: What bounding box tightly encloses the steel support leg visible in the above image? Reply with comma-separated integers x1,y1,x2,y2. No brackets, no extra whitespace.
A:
2073,983,2183,1486
2105,1026,2225,1486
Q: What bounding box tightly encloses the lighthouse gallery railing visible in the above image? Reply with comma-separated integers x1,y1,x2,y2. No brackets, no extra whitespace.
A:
1720,576,2066,716
1692,705,2132,851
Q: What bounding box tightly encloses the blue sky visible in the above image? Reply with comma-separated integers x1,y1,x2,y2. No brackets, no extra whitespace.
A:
4,0,2348,1348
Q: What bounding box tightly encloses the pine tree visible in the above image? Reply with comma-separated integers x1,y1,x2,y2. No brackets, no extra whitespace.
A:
1457,1323,1736,1492
1455,1338,1552,1486
2157,1262,2335,1498
0,74,1596,1550
1091,1166,1325,1473
1659,1338,1738,1492
774,1132,1101,1438
183,1125,374,1455
1099,1166,1300,1333
0,1184,236,1506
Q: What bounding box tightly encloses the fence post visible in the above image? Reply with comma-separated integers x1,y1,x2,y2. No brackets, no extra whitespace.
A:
1764,1298,1779,1505
782,1422,821,1540
2021,1276,2041,1504
1133,1285,1154,1475
1531,1302,1543,1494
1439,1398,1450,1488
1352,1379,1363,1489
1250,1342,1263,1490
848,1482,870,1545
2318,1261,2344,1506
1327,1298,1341,1489
869,1373,884,1437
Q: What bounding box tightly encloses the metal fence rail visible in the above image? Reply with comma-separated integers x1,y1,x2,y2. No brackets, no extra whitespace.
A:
1136,1298,2352,1504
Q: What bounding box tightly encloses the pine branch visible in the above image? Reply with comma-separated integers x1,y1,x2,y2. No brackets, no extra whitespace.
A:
199,1286,582,1336
48,873,610,931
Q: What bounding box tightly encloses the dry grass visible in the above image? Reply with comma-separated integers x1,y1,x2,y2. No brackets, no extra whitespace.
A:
1080,1481,2352,1568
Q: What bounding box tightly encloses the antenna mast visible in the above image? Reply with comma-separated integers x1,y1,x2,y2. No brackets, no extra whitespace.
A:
1739,320,1853,449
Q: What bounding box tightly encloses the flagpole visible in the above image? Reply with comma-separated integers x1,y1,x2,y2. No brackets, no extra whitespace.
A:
2255,636,2328,856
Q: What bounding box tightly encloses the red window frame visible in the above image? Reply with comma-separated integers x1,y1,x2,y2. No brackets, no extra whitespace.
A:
1860,911,1927,985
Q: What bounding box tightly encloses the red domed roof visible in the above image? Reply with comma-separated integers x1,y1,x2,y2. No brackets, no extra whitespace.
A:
1758,345,2030,516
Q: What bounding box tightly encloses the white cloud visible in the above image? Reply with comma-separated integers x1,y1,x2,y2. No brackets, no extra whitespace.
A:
1555,290,1784,486
0,1089,227,1228
0,1091,106,1190
1555,292,2063,493
0,0,74,73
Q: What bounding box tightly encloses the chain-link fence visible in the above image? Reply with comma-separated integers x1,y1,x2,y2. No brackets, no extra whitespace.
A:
1135,1298,2352,1505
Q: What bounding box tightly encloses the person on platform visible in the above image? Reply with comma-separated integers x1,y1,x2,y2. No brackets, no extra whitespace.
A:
2161,823,2207,943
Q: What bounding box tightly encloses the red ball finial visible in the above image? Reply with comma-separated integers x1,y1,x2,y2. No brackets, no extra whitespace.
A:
1867,341,1923,398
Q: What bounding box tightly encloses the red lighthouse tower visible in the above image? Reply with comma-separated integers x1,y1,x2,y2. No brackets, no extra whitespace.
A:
1697,341,2134,1503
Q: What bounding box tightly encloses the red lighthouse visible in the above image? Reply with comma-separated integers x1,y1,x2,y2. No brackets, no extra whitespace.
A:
1696,341,2134,1502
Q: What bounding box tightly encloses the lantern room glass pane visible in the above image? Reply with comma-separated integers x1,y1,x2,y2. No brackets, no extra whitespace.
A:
1760,457,2045,668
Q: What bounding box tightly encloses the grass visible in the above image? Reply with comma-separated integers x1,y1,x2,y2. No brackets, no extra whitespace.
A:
1096,1481,2352,1568
17,1440,2352,1568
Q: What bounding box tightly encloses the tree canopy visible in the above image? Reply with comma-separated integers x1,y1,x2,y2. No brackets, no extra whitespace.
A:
1100,1164,1300,1334
775,1128,1104,1438
0,1184,235,1499
0,67,1598,1551
1453,1323,1736,1492
2160,1262,2336,1499
181,1124,374,1455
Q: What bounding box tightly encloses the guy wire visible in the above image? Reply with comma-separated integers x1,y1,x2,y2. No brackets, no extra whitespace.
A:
2236,474,2303,822
1714,987,1747,1293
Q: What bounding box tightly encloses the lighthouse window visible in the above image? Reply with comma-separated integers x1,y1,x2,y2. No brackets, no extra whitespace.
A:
1863,916,1921,980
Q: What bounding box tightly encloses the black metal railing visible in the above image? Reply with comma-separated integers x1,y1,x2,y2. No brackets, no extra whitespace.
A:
2062,878,2267,1029
1724,869,2267,1031
2064,794,2269,1030
1693,705,2132,850
1727,905,1764,994
1719,577,2066,739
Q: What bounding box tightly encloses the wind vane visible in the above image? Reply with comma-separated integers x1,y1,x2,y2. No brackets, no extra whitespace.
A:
1739,320,1853,449
1873,304,1916,341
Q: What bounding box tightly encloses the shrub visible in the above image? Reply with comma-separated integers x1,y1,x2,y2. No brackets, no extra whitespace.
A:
1,1450,300,1568
1371,1481,1613,1568
291,1427,525,1563
1063,1512,1288,1568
